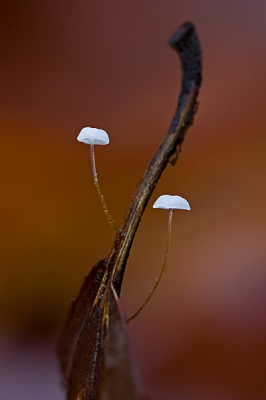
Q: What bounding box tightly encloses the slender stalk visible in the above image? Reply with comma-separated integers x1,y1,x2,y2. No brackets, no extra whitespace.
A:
90,143,119,232
126,209,173,323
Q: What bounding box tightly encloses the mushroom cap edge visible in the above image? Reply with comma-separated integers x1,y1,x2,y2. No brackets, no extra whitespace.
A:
77,127,109,145
153,194,191,211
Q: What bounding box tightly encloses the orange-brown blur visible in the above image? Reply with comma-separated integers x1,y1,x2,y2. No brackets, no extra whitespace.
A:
1,1,266,399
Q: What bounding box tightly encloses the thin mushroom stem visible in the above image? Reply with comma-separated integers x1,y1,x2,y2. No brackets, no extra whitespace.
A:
127,209,174,323
90,143,119,232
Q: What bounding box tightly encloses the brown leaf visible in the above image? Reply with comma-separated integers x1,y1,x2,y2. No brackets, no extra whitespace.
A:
68,304,103,400
57,259,106,398
96,284,142,400
57,263,142,399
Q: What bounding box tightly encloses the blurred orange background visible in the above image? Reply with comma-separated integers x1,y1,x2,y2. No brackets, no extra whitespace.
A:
1,1,266,399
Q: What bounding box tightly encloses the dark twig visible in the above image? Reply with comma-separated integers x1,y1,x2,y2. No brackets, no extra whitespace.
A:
107,22,202,296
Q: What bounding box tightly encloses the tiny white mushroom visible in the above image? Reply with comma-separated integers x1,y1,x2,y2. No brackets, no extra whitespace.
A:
153,194,190,211
127,194,190,323
77,127,109,146
77,127,118,232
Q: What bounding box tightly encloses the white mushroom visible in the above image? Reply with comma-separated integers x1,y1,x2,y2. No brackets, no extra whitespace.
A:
77,127,109,146
77,127,118,232
153,194,190,211
127,194,190,323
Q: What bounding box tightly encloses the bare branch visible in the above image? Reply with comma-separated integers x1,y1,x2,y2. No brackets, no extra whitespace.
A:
109,22,202,294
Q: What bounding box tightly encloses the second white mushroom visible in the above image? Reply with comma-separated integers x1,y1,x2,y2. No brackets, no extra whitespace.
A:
127,194,190,323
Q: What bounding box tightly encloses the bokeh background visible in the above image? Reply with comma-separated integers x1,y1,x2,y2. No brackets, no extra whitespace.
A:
1,1,266,399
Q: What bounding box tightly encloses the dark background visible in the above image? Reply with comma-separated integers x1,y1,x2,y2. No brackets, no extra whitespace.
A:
1,1,266,399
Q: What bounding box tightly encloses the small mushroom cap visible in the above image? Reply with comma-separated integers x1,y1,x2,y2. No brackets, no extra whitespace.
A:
77,127,109,145
153,195,191,210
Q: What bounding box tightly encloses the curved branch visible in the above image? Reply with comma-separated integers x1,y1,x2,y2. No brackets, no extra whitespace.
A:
107,22,202,295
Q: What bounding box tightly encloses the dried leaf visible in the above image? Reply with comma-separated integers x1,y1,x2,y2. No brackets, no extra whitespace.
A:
96,284,142,400
57,264,142,399
57,259,106,398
